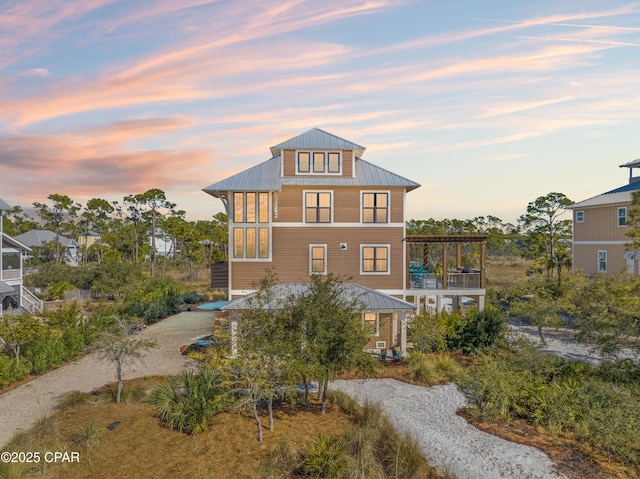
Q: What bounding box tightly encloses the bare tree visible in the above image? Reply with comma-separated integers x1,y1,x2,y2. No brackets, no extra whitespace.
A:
97,318,157,403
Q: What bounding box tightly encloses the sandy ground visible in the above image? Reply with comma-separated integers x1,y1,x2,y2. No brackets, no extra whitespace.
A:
508,320,639,365
0,311,214,449
332,379,566,479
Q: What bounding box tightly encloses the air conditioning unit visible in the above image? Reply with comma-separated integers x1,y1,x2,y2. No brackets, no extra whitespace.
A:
340,243,348,250
376,341,386,349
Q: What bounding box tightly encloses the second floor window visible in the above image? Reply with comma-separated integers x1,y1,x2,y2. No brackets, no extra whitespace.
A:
362,192,389,223
618,207,627,226
233,192,269,223
305,192,331,223
576,211,584,223
362,245,389,273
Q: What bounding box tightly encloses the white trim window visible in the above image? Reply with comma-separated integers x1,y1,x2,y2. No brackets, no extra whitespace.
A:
618,207,627,227
304,191,332,223
297,151,342,175
364,312,379,336
232,192,270,260
597,250,607,273
362,191,389,223
361,245,390,274
576,211,584,223
309,244,327,274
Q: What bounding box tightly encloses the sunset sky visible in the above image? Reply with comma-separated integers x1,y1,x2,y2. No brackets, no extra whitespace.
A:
1,0,640,224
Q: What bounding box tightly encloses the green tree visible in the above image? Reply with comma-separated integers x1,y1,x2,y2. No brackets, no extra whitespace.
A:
573,273,640,358
509,277,572,345
294,274,377,414
81,198,115,264
0,312,42,365
518,192,573,284
138,189,176,277
625,190,640,249
33,194,81,263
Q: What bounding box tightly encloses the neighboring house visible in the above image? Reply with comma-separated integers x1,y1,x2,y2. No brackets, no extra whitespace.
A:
15,230,80,266
77,231,102,249
0,199,43,315
571,159,640,276
204,128,487,353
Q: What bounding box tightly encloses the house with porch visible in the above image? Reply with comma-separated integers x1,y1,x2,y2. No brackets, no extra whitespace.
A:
203,128,486,352
571,158,640,275
0,199,44,315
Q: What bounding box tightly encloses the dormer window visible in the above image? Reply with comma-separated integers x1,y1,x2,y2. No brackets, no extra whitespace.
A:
297,151,341,175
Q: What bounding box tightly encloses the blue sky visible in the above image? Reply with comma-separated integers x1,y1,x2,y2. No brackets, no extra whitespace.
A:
1,0,639,224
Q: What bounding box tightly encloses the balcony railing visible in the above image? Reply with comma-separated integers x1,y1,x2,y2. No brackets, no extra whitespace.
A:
409,272,482,290
1,269,21,281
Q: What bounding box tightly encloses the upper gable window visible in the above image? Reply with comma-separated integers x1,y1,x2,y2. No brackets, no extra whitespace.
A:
576,211,584,223
297,151,341,175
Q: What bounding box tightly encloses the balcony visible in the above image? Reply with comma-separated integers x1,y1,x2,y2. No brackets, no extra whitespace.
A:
404,235,487,292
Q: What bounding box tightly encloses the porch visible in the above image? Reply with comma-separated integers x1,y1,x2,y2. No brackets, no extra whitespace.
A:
404,235,487,313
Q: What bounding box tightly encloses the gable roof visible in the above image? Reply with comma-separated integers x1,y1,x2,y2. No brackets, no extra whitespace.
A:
270,128,366,158
0,197,11,212
571,180,640,209
14,230,76,248
1,232,31,252
222,283,416,312
203,157,420,197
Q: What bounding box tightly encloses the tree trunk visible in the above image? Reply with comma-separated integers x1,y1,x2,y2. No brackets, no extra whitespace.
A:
320,378,329,415
268,396,274,431
253,400,263,442
116,364,123,403
303,376,309,406
537,325,547,346
317,381,324,404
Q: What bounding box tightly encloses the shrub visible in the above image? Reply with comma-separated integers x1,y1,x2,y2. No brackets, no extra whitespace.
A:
304,434,347,479
151,367,232,435
25,330,67,374
0,355,31,388
451,306,506,353
57,391,89,410
43,281,76,301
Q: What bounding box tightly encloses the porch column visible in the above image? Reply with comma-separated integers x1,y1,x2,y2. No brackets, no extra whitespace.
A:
442,244,448,289
400,313,407,354
392,312,398,346
456,243,462,269
480,241,486,288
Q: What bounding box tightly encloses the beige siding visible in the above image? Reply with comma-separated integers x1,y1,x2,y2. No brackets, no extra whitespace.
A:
364,313,396,349
274,186,405,224
342,150,353,177
574,204,629,242
283,149,295,177
573,243,633,276
231,226,404,291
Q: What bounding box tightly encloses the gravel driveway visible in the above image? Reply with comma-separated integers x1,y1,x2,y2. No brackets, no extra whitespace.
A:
0,311,214,449
332,379,566,479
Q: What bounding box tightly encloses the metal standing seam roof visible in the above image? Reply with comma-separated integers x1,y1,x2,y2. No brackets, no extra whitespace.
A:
570,181,640,209
270,127,366,158
14,230,75,247
203,157,420,196
1,232,32,252
221,283,416,312
0,281,15,295
0,197,11,212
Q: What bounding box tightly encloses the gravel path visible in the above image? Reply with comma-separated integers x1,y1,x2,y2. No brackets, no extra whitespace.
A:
332,379,566,479
0,311,214,449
